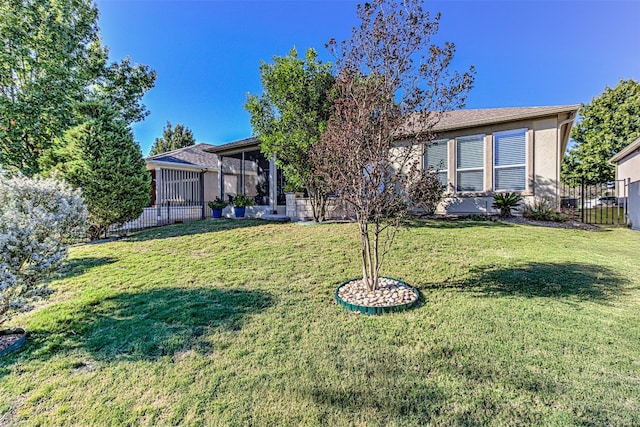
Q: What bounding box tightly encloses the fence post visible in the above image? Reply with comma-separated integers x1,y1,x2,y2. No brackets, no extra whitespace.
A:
167,200,170,224
581,178,585,223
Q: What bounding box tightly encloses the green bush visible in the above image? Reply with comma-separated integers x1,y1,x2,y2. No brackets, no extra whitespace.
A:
492,192,523,217
233,194,254,207
207,198,227,210
522,197,568,222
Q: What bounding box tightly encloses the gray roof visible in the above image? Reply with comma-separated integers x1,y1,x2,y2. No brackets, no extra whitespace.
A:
196,105,581,156
611,136,640,163
203,137,260,155
431,105,580,132
146,143,219,169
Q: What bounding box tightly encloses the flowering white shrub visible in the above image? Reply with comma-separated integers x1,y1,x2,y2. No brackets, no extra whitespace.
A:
0,171,88,324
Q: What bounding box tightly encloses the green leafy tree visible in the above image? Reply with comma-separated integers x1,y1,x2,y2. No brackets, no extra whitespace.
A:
0,0,99,175
41,101,150,240
245,47,334,222
562,79,640,184
0,0,156,175
149,122,196,156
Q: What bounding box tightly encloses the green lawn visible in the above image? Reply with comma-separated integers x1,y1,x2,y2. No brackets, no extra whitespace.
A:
1,219,639,426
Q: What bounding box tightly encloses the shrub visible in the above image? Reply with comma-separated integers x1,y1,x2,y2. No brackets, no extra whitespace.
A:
233,194,254,207
492,192,523,217
208,198,227,210
408,169,447,215
0,171,88,325
40,101,150,240
523,197,557,221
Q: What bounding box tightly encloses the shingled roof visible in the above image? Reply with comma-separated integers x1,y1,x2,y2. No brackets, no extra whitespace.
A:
146,143,219,169
431,105,579,132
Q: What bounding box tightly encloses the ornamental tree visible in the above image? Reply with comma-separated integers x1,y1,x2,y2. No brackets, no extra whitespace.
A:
561,79,640,185
313,0,474,291
40,101,150,240
149,121,196,156
245,47,334,221
0,171,87,325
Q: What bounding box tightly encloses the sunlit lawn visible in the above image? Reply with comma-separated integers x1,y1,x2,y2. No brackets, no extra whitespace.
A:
1,218,639,426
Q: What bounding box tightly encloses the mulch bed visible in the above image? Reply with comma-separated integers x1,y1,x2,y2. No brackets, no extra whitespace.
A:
0,329,26,355
498,216,601,230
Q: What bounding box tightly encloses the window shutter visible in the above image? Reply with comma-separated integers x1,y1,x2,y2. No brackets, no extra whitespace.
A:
495,131,525,166
425,140,448,171
495,167,526,191
457,136,484,169
457,170,484,192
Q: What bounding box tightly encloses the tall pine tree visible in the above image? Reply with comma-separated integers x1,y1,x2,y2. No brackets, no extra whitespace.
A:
149,122,195,156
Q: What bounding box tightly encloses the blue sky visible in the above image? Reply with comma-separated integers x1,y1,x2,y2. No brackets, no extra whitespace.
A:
95,0,640,156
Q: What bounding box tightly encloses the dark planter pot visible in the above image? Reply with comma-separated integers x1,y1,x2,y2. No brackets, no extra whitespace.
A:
0,328,26,357
212,208,223,218
234,206,246,218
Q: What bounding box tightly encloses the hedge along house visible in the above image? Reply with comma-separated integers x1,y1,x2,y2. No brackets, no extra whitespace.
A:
410,105,579,214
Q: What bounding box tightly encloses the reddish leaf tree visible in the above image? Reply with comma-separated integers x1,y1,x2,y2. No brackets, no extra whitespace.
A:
312,0,474,291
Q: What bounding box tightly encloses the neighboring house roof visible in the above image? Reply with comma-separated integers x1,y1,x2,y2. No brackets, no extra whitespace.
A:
146,143,219,169
610,136,640,164
203,137,260,155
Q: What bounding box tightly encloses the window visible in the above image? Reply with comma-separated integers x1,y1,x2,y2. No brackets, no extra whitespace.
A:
456,135,484,192
494,129,526,191
424,139,448,186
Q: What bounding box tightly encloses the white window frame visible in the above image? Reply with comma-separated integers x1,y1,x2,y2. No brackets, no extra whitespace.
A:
423,139,449,188
455,134,485,193
493,128,527,192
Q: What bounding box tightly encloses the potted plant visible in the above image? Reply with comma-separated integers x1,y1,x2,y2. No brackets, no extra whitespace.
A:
208,197,227,219
232,194,254,218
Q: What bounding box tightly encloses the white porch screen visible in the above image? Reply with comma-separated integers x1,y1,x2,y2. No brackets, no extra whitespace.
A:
160,169,201,205
494,130,526,191
424,140,448,186
456,135,484,192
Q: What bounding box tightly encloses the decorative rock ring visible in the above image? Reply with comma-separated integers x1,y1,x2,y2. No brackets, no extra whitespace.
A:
335,276,420,315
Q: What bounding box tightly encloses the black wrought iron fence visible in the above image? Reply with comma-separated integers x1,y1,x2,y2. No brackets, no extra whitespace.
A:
561,178,629,225
107,200,207,237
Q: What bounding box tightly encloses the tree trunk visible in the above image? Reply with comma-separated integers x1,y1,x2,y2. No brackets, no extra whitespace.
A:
307,183,327,222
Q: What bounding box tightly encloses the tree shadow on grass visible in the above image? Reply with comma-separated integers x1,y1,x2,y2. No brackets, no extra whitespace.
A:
427,262,629,302
16,287,274,364
58,256,117,279
98,218,280,244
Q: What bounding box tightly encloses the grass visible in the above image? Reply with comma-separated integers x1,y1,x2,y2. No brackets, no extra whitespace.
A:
1,218,639,426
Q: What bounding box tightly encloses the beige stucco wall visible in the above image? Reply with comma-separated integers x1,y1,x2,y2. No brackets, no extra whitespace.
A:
616,150,640,185
409,116,565,214
203,171,218,203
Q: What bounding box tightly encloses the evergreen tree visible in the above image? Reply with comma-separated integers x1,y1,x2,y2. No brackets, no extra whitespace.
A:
42,101,150,240
562,79,640,184
149,122,196,156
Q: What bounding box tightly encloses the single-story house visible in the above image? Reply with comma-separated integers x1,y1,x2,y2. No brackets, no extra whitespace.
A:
610,136,640,230
415,105,579,213
145,141,287,218
144,105,579,220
